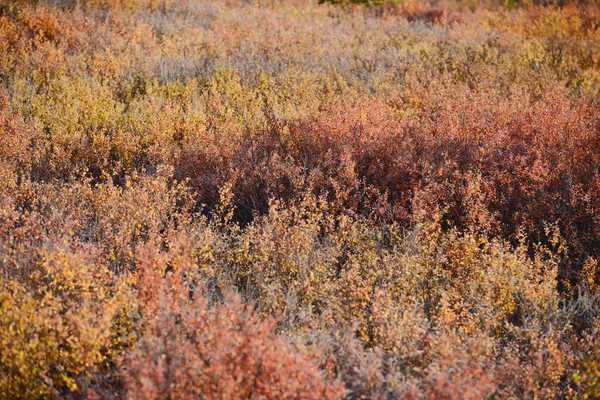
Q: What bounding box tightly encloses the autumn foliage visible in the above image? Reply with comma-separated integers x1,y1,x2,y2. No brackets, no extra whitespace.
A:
1,0,600,398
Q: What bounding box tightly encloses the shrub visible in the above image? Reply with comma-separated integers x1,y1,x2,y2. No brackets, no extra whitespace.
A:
124,263,343,400
1,0,600,397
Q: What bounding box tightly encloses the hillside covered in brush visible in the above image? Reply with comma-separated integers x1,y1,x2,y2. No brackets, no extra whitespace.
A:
1,0,600,398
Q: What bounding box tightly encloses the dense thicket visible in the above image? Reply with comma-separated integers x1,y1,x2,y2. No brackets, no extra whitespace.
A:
1,0,599,398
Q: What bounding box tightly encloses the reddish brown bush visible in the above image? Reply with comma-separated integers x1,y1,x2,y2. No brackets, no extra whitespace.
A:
124,264,343,400
175,90,600,290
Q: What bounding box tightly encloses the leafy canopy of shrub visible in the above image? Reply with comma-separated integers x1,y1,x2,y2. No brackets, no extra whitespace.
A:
1,0,600,398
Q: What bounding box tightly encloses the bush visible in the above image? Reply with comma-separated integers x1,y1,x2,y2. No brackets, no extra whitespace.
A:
1,0,600,397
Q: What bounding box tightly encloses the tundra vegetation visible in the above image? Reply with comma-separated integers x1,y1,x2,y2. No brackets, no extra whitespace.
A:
0,0,600,398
